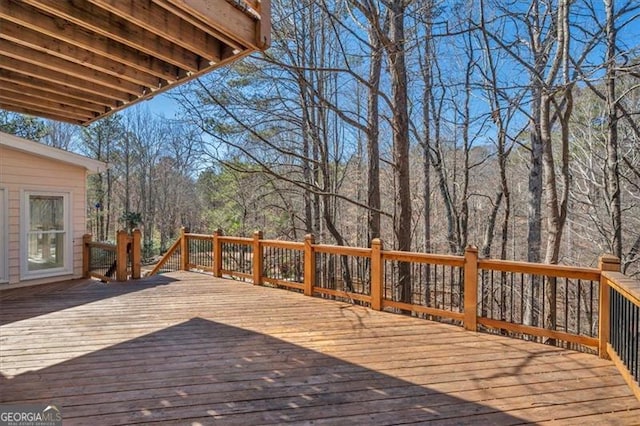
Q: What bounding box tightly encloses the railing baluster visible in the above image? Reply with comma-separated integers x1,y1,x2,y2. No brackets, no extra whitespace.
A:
459,266,464,313
499,269,504,321
520,273,524,324
590,280,595,336
509,272,514,323
440,263,444,309
577,278,582,335
631,300,635,379
450,265,455,312
564,278,569,333
624,294,629,373
490,269,494,319
541,275,545,331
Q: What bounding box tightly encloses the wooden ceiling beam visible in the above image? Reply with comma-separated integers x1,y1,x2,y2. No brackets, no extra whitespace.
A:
88,0,223,63
0,81,107,115
0,19,164,88
256,0,271,50
0,0,180,82
0,39,145,96
0,54,134,103
0,103,85,125
153,0,244,51
170,0,259,49
0,94,95,121
0,69,118,109
23,0,202,72
0,0,270,125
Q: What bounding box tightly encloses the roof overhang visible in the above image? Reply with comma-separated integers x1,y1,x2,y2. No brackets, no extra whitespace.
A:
0,0,271,126
0,130,108,173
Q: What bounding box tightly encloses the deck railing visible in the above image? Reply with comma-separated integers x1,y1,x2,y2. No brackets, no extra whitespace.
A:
261,238,304,291
151,228,640,400
476,258,601,350
83,229,141,282
600,265,640,400
381,249,465,323
218,235,253,281
185,233,214,272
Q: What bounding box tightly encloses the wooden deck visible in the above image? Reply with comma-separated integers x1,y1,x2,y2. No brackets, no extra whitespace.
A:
1,272,639,425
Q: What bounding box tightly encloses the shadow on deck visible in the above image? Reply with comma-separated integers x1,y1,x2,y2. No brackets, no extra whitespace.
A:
1,272,638,425
0,275,178,326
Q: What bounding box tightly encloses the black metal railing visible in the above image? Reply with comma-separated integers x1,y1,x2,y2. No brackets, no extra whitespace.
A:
83,230,140,281
475,260,602,352
610,287,639,386
381,252,465,323
187,236,214,272
156,246,181,274
478,271,599,338
385,261,464,309
88,243,117,280
220,240,253,281
262,244,304,287
314,248,371,301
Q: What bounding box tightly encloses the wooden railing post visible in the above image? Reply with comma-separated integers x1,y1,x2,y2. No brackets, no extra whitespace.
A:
180,227,188,271
371,238,383,310
116,230,128,281
599,254,621,359
131,228,141,279
82,234,92,278
253,230,263,285
464,245,479,331
304,234,315,296
213,229,223,278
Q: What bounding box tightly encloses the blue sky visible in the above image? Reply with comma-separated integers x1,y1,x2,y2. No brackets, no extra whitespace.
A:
145,93,183,120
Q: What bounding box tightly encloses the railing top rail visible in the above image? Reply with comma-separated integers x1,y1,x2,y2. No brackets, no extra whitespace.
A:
603,271,640,307
313,244,372,257
478,258,601,281
185,233,214,240
261,239,305,250
382,250,465,267
87,241,117,251
218,236,253,244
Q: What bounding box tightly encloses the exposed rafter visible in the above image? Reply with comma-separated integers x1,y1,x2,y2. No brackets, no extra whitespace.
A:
0,0,271,125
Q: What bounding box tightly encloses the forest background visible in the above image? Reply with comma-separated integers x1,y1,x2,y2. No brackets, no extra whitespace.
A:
2,0,639,276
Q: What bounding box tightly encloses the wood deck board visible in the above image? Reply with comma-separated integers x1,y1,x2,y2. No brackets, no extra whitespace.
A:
1,271,638,425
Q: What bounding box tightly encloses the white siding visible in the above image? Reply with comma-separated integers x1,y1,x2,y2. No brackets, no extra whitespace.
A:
0,188,6,282
0,145,89,286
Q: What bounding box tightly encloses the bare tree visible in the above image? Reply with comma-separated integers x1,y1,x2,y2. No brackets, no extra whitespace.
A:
41,121,80,151
604,0,622,258
382,0,413,302
82,115,124,241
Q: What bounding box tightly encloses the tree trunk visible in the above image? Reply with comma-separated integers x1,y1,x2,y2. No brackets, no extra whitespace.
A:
367,33,382,241
524,1,544,327
541,0,572,338
387,0,412,304
605,0,622,259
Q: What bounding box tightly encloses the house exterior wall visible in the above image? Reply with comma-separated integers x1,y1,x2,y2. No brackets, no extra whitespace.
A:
0,145,89,287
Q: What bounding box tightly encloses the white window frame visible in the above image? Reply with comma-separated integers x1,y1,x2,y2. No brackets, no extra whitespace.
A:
0,187,7,283
21,190,73,280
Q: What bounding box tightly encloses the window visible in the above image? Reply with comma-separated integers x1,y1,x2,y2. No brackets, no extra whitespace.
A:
22,192,72,279
0,188,6,283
